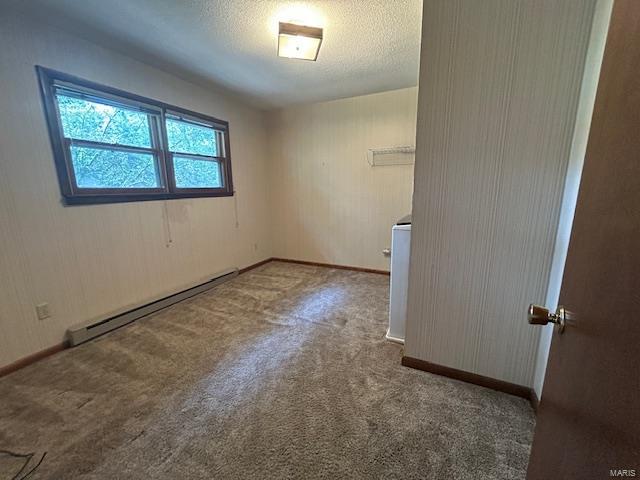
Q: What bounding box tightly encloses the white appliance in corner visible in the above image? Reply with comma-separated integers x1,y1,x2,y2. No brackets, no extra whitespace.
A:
387,216,411,344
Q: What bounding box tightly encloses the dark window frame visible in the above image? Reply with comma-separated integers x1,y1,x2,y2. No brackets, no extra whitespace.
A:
36,66,234,205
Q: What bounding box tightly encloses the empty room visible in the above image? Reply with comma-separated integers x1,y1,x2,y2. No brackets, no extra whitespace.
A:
0,0,638,479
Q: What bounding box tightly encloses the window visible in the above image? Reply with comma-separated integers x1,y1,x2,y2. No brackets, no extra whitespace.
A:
165,113,225,190
37,67,233,204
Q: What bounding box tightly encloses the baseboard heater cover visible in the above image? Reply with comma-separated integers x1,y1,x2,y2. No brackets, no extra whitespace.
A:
67,268,238,346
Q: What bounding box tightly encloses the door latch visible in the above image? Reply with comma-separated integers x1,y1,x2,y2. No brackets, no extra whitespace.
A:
528,304,568,334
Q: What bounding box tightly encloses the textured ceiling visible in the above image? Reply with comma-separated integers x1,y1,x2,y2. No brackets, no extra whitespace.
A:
11,0,423,109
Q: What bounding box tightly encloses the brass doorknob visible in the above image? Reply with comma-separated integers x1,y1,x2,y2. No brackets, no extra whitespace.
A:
528,304,567,334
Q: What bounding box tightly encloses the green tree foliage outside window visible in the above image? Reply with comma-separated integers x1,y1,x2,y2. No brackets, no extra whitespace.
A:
166,118,221,188
57,94,222,189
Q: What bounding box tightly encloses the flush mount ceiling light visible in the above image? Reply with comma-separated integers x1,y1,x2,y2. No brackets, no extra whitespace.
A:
278,22,323,61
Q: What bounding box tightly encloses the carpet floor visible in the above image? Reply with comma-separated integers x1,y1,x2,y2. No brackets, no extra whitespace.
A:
0,261,534,479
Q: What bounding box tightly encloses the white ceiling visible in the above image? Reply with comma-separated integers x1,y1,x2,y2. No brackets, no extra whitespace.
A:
12,0,423,109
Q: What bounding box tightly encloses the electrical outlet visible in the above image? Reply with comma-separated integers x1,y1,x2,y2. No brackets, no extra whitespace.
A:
36,303,51,320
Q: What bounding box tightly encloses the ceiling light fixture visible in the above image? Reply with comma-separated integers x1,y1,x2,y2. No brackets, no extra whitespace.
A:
278,22,323,61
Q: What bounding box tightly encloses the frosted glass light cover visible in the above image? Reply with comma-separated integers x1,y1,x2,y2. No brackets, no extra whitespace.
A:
278,22,323,61
278,34,322,60
278,34,321,60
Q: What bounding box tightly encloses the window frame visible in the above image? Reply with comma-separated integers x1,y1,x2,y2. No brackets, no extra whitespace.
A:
164,110,229,193
36,66,234,205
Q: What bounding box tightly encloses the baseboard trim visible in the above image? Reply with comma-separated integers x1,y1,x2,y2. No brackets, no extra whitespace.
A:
0,342,68,378
401,355,532,400
271,257,390,275
530,388,540,413
239,258,273,274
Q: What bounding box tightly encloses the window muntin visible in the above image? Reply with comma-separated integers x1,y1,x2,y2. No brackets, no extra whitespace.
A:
37,67,233,204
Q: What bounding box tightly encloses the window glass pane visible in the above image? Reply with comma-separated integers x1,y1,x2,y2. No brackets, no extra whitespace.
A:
166,118,218,156
70,145,160,189
173,156,222,188
57,93,153,148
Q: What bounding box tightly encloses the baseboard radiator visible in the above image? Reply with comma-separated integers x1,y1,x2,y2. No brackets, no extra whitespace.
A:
67,268,238,346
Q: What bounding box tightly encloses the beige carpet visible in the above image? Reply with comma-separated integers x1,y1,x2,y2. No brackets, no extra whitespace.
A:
0,261,534,479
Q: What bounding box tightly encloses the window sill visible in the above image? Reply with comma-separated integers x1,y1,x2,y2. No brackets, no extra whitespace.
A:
62,191,234,206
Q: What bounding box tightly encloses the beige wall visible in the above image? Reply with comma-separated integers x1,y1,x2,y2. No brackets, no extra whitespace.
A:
268,88,417,271
406,0,596,387
0,12,272,367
